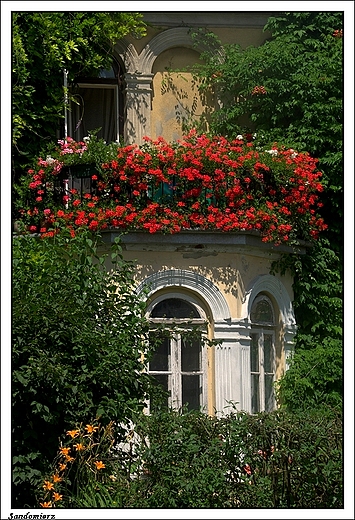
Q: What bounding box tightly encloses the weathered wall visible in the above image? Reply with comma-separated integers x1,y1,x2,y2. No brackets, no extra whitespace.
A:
116,11,275,143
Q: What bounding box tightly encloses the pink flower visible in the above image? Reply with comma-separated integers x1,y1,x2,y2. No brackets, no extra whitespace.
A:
43,209,51,216
243,464,252,475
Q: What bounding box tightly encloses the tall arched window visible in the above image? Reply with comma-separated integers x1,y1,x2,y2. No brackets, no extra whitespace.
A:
148,297,207,412
69,59,124,143
250,295,276,413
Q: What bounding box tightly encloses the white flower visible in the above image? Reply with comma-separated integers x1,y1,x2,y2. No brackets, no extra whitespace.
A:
266,149,278,157
83,136,90,143
46,156,56,165
236,135,243,140
253,133,257,139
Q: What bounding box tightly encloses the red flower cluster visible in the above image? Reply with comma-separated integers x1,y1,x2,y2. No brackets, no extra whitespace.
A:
19,130,327,245
333,29,343,38
251,85,267,95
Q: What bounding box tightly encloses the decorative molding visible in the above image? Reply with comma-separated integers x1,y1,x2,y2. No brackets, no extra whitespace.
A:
135,269,231,322
241,274,296,327
139,27,224,73
114,40,139,73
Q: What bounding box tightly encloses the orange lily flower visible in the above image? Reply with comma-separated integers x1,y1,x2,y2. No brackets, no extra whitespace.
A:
52,474,62,483
66,429,80,438
59,446,70,456
43,480,54,491
73,443,85,451
58,463,67,471
94,460,105,470
85,424,99,434
40,501,52,508
53,492,63,502
65,455,75,462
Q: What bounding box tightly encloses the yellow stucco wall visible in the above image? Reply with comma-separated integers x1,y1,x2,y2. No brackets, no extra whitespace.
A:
151,48,209,141
122,17,271,143
120,248,294,320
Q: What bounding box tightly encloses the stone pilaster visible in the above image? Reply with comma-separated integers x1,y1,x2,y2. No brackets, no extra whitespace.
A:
124,72,154,145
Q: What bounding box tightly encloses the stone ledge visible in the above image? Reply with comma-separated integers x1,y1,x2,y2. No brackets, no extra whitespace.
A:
101,229,308,257
142,12,277,28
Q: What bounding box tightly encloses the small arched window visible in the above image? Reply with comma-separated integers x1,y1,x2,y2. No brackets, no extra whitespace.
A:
148,297,206,412
250,295,276,413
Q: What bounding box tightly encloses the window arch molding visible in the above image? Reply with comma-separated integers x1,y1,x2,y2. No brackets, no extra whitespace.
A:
242,274,296,327
115,28,224,76
135,269,231,323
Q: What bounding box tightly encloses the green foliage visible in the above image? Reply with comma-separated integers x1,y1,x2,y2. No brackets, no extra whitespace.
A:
12,229,151,507
12,11,146,184
131,407,343,508
276,342,342,412
38,420,129,508
271,237,342,410
43,407,342,508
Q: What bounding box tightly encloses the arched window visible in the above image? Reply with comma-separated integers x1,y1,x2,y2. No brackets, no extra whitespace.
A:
250,295,276,413
148,297,207,412
69,59,124,143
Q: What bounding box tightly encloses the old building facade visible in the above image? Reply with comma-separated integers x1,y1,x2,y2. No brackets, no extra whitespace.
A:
71,11,299,416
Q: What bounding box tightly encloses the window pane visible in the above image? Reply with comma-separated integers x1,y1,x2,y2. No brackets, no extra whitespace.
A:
250,334,259,372
182,375,201,411
181,336,200,372
251,374,260,414
150,374,169,411
251,299,274,324
263,334,274,373
149,336,170,371
151,298,200,318
265,375,275,412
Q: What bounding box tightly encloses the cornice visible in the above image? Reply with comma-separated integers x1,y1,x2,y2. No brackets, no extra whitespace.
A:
141,12,278,29
100,229,309,258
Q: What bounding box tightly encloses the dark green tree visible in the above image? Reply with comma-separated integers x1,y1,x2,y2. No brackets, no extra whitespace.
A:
12,229,151,507
191,12,343,410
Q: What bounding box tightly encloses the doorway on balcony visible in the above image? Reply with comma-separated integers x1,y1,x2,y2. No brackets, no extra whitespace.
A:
68,58,125,144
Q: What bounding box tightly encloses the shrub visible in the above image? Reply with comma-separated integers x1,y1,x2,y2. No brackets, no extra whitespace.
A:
12,229,151,507
38,406,343,509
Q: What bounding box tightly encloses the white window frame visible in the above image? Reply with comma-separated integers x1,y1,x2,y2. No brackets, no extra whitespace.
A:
250,328,276,413
148,300,208,412
250,295,276,413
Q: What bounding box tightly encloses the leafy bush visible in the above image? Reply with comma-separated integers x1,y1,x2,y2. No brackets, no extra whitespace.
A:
38,406,343,509
12,229,151,507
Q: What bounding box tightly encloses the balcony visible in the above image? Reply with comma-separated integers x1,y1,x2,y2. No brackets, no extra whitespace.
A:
15,131,327,246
